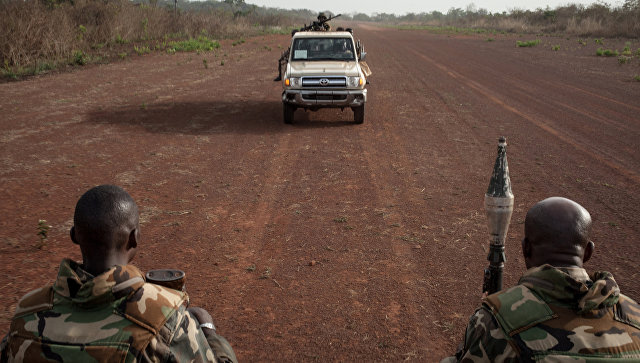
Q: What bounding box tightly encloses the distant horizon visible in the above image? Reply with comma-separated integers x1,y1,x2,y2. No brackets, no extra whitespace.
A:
239,0,625,15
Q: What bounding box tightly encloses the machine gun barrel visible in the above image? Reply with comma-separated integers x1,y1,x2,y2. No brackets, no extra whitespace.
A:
482,137,514,295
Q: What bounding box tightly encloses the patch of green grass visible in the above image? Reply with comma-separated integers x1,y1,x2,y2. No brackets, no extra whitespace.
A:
1,68,18,80
634,75,640,82
594,38,604,44
260,26,296,35
202,58,208,69
33,61,54,74
486,37,494,42
167,35,220,52
577,39,586,46
77,24,87,40
618,56,631,64
622,44,632,56
72,50,88,65
115,34,128,44
220,60,225,66
134,45,151,55
516,39,541,47
232,38,246,47
596,48,618,57
118,52,127,59
264,45,272,51
2,60,57,79
552,44,560,51
333,217,348,223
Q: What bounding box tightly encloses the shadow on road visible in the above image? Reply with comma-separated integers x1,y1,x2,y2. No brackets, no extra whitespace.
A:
84,100,359,135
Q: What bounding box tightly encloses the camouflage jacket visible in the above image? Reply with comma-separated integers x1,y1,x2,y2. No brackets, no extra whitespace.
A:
0,259,236,363
455,265,640,362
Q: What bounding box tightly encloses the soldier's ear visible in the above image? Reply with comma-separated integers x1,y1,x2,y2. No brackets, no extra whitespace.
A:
70,226,79,245
583,241,594,264
127,228,138,251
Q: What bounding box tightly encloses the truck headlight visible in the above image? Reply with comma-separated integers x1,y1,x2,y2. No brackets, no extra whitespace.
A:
348,76,361,87
287,77,301,87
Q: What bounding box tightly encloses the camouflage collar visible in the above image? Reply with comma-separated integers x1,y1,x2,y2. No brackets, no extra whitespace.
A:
519,264,620,312
53,259,146,307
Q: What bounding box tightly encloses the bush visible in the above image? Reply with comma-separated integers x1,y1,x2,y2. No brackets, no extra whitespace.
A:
618,55,631,64
596,47,619,56
72,50,88,65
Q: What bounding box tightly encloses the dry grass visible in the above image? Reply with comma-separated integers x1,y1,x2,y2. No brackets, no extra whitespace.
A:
0,0,297,78
365,1,640,38
566,17,605,36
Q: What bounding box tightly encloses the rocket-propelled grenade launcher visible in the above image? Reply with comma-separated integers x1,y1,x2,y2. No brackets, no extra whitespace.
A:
483,137,514,295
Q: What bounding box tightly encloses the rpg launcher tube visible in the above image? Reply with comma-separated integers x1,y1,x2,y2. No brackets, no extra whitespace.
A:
483,137,514,295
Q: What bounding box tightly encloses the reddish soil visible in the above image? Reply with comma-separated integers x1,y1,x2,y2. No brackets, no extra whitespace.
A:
1,25,639,361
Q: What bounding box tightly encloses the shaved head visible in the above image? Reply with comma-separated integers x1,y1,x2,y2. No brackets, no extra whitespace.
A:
523,197,594,269
72,185,139,275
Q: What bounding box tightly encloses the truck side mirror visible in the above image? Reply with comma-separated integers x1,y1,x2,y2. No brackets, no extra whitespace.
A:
360,52,367,61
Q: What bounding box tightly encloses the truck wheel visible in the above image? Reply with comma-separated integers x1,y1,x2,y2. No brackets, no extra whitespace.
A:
283,103,294,124
353,105,364,124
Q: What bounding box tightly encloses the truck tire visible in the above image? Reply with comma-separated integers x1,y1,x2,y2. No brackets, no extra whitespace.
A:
283,103,294,124
353,105,364,124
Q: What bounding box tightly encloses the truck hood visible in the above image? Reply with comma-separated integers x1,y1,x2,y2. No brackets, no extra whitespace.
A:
288,61,360,77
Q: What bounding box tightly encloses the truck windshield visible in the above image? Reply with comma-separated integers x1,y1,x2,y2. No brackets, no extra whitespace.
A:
291,37,355,61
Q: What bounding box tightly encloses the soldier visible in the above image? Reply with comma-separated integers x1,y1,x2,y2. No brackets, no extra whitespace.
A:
313,13,331,31
273,33,292,82
0,185,237,363
446,197,640,362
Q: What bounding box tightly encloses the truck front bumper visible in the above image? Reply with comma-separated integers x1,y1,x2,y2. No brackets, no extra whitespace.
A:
282,89,367,108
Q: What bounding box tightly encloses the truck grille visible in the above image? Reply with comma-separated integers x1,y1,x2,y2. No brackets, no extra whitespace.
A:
301,93,348,101
302,77,347,88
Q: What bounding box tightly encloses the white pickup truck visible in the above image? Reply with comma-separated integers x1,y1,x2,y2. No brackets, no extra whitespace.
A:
281,31,370,124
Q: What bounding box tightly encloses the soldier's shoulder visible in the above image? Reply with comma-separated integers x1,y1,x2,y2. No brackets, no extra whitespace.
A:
615,294,640,330
12,285,54,318
483,284,555,335
123,282,188,333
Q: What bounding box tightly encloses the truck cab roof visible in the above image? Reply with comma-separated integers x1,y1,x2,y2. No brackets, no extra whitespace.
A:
293,31,354,39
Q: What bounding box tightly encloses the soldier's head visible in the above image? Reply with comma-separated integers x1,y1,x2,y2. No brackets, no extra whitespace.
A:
522,197,594,269
70,185,139,275
318,12,327,21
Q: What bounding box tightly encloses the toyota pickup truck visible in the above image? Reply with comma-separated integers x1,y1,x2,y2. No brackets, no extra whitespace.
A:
281,31,370,124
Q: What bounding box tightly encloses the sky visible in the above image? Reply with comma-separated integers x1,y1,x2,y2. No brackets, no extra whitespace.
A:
246,0,618,15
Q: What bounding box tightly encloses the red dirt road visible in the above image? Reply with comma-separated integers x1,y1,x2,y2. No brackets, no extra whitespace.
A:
1,25,639,361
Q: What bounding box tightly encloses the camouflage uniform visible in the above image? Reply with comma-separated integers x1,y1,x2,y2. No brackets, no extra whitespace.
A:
0,259,236,362
452,264,640,362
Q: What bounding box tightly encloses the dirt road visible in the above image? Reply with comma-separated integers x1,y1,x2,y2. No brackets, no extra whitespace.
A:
1,25,639,361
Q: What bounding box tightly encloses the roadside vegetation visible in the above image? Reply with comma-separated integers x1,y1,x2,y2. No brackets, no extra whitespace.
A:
360,0,639,38
0,0,311,79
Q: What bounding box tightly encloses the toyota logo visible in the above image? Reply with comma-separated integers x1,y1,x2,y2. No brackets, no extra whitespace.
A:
319,78,330,86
